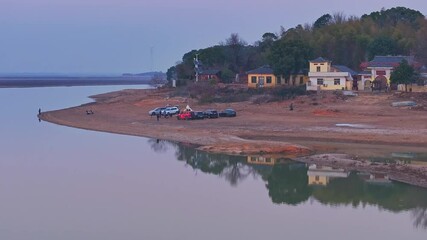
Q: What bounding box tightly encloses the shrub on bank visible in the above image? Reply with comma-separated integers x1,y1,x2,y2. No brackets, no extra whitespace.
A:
171,82,308,104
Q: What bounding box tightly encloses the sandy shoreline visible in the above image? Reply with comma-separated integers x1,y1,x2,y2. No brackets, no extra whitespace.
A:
40,88,427,187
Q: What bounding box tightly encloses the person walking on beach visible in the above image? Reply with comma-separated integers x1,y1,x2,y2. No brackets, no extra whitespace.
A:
289,103,294,111
156,113,160,121
38,108,41,115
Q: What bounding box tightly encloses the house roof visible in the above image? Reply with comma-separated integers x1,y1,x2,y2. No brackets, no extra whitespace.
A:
246,65,274,74
199,69,220,75
332,65,358,76
358,70,371,75
310,57,330,63
367,55,415,68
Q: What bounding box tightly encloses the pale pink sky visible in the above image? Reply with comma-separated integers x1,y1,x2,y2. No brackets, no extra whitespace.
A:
0,0,426,74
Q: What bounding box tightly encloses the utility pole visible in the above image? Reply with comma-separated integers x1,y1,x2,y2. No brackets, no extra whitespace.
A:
194,53,199,82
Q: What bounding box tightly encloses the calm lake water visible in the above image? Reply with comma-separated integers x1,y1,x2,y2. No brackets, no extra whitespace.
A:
0,86,426,240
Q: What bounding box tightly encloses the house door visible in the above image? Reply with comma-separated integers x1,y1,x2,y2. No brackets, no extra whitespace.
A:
372,76,387,91
258,78,264,88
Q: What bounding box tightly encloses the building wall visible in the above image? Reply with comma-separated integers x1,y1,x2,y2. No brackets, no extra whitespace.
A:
309,61,331,73
248,74,277,88
307,77,347,90
397,84,427,92
279,74,309,86
369,67,392,83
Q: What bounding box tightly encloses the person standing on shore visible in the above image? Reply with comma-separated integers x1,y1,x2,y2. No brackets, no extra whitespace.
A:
156,113,160,121
38,108,41,115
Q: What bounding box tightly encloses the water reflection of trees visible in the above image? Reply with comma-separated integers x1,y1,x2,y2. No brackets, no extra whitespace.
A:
174,143,254,186
265,163,311,205
412,208,427,229
170,141,427,228
148,138,170,153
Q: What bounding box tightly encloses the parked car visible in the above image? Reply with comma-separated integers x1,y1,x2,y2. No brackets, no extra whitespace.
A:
219,108,236,117
162,106,180,116
191,111,205,120
203,109,219,118
177,111,192,120
148,107,166,116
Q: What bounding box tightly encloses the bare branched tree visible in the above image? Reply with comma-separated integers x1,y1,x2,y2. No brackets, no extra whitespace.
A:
332,12,347,24
149,75,165,88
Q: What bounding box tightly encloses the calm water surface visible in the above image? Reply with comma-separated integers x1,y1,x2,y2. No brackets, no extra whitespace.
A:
0,86,426,240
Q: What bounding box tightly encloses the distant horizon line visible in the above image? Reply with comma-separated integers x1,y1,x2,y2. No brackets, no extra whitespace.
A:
0,71,165,77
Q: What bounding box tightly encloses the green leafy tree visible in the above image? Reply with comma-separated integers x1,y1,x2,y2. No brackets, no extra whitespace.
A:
224,33,247,73
361,7,424,28
390,59,417,92
367,36,399,59
313,14,332,29
268,38,312,78
166,66,176,82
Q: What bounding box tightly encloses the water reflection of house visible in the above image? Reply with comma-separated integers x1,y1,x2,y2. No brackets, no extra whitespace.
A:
307,164,349,186
247,156,288,165
358,172,392,185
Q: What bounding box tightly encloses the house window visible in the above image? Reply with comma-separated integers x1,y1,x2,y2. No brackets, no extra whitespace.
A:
299,76,304,84
315,176,320,181
258,76,265,84
285,77,289,84
266,76,272,84
316,66,321,72
317,79,324,85
251,76,257,83
334,79,340,85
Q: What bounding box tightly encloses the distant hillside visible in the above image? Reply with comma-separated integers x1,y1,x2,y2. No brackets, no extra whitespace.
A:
122,71,166,79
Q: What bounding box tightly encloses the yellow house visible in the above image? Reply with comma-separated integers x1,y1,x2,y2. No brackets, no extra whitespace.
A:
247,65,278,88
306,57,354,91
247,65,309,88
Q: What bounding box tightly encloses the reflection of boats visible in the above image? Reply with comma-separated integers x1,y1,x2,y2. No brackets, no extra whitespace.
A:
358,172,392,185
247,156,288,166
307,164,349,186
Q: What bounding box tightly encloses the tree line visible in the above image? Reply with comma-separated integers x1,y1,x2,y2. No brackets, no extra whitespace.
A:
167,7,427,85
